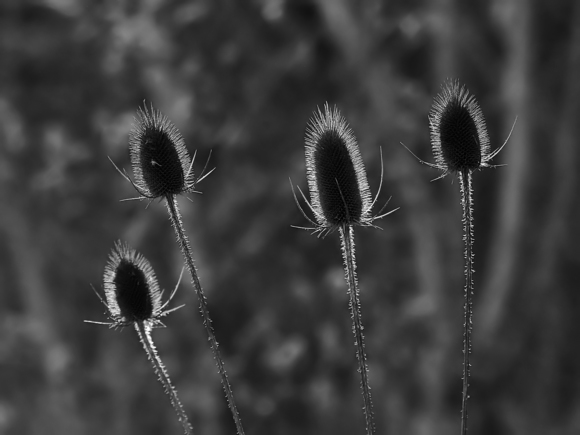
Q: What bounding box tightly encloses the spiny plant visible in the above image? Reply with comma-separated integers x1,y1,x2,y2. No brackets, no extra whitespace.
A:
404,80,514,434
292,103,398,435
86,241,192,434
109,104,245,435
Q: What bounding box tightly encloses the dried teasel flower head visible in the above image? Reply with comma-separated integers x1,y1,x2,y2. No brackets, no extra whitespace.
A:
304,103,373,230
292,103,397,237
402,79,514,178
129,104,195,198
88,241,182,328
429,80,491,174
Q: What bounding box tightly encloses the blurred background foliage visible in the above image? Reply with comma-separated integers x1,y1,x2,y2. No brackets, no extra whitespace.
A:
1,0,579,434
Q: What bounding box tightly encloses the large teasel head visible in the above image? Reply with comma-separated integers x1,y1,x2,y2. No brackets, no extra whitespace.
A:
304,103,373,229
129,104,195,198
94,241,180,328
429,80,492,174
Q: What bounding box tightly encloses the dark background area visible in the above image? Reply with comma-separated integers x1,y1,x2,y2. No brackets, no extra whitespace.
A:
1,0,579,434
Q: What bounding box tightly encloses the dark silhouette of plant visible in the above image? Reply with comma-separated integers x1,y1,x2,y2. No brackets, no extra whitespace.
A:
404,80,514,434
292,103,397,435
86,241,192,434
110,104,245,435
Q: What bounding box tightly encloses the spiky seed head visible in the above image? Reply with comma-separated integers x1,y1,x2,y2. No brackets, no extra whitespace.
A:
429,80,490,173
305,103,372,228
129,104,195,198
103,241,163,325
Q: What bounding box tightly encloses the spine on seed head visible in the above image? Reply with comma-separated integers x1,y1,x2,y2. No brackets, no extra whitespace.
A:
129,104,195,198
429,80,490,173
305,103,372,228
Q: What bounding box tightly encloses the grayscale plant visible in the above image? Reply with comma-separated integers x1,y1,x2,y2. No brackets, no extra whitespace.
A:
404,80,514,435
292,103,398,435
86,241,192,435
109,104,245,435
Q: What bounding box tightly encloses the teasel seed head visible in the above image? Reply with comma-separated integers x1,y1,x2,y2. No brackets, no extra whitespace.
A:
129,104,195,198
429,80,491,174
304,103,373,229
88,241,181,328
103,241,162,325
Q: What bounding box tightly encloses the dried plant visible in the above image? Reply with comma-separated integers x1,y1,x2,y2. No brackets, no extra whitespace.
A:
86,241,192,434
404,80,514,434
109,104,245,435
292,103,397,435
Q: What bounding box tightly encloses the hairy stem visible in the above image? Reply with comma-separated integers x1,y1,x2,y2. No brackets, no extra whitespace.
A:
459,170,474,435
135,321,193,435
339,224,375,435
165,194,245,435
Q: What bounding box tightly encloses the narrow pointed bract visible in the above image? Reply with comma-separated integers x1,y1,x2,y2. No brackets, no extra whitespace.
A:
305,103,372,229
129,104,195,198
429,80,490,174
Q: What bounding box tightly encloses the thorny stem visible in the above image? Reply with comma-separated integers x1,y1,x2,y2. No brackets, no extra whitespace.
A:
165,194,245,435
135,321,194,435
459,170,474,435
339,224,375,435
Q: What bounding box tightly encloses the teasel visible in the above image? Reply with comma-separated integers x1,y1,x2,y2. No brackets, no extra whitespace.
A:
86,241,192,434
292,103,398,435
403,80,515,435
109,104,245,435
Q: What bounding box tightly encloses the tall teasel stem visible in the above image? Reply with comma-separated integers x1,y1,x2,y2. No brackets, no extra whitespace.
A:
135,321,194,435
165,194,245,435
339,224,375,435
459,170,474,435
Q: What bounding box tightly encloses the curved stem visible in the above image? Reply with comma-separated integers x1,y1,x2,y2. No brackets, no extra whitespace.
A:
339,224,375,435
165,194,245,435
459,170,474,435
135,321,193,435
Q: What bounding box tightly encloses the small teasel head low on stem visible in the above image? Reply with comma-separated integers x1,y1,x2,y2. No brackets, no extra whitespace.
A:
291,103,397,237
86,240,183,329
